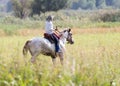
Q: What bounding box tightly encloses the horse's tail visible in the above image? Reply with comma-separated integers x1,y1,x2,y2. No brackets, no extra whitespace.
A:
23,40,31,56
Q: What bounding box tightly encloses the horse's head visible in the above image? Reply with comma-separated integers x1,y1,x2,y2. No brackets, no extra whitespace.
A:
61,28,74,44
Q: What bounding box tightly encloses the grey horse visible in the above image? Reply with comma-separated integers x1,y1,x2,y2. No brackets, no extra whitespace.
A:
23,28,74,65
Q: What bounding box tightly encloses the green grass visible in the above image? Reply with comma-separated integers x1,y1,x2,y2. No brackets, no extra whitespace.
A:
1,20,120,36
0,20,43,35
0,33,120,86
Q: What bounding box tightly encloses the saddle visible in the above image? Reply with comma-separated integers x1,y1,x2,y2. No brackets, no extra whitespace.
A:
44,33,54,43
44,33,60,43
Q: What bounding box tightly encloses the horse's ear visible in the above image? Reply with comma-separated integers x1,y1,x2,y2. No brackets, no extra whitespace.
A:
68,28,71,32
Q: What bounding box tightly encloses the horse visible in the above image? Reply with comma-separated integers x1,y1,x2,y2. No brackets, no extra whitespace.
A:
23,28,74,65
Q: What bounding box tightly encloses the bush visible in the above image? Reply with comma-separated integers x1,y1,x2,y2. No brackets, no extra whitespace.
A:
101,11,120,22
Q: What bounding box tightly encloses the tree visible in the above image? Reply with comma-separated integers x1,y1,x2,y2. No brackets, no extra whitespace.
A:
111,0,120,8
31,0,46,15
78,0,87,9
96,0,106,9
11,0,33,19
105,0,113,6
31,0,68,15
105,0,120,8
70,0,96,10
86,0,96,9
6,1,12,12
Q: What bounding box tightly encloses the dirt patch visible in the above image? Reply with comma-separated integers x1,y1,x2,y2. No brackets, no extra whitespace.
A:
17,29,44,36
0,28,120,36
72,28,120,34
0,29,6,36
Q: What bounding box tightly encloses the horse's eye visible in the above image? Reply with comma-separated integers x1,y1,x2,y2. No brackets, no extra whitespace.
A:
69,33,72,35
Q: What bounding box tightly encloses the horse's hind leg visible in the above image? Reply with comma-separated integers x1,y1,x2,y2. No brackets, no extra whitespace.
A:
31,51,40,63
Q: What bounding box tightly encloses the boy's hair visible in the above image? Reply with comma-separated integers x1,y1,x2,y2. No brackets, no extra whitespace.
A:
46,15,53,21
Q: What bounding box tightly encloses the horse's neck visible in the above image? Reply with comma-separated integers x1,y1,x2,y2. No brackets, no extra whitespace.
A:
60,36,66,45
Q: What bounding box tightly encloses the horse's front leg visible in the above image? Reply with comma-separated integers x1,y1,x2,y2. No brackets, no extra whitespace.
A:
51,55,57,66
58,52,64,65
52,58,56,66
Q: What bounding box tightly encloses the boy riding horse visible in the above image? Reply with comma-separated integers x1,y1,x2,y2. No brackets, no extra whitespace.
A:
44,15,61,56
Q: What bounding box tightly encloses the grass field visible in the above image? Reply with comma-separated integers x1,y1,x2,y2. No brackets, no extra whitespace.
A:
0,29,120,86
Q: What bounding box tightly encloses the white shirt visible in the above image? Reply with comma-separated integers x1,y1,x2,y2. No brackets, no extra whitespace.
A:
45,21,54,34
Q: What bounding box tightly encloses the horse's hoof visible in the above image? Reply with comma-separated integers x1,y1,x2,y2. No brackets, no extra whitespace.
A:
31,59,35,63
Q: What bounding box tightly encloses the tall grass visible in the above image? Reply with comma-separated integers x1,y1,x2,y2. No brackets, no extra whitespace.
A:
0,32,120,86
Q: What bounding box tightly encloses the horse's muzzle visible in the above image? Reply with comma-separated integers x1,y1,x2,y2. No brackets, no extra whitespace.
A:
70,41,74,44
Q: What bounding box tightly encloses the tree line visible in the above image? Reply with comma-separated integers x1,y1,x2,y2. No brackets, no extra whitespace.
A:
10,0,68,19
70,0,120,9
4,0,120,18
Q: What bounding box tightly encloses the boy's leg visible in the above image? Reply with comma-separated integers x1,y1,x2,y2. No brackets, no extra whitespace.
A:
52,34,59,52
